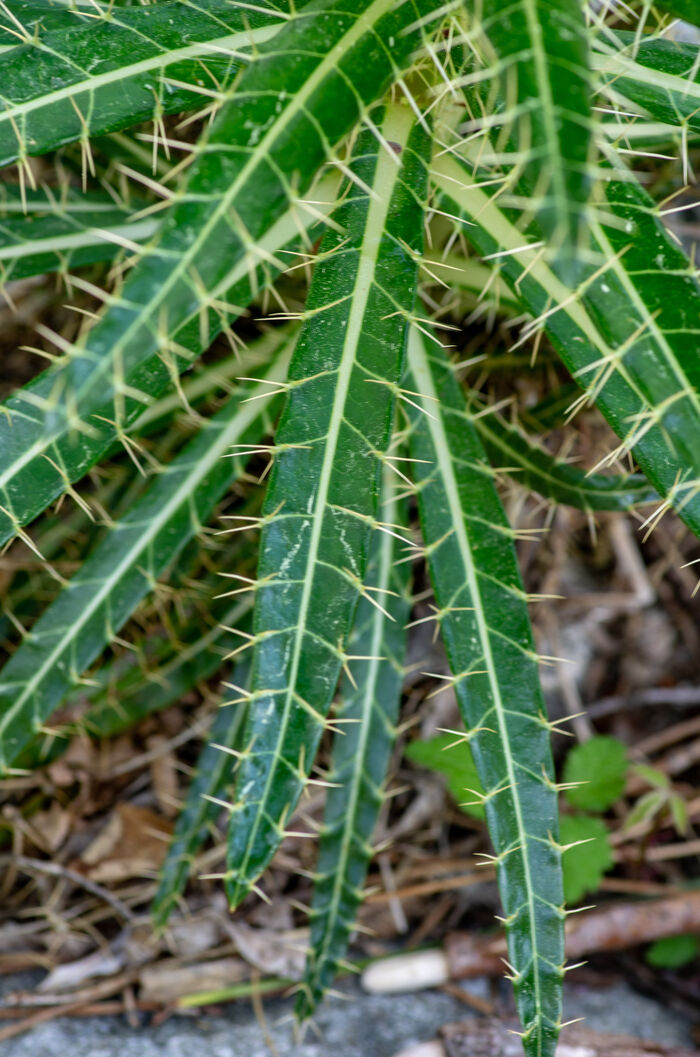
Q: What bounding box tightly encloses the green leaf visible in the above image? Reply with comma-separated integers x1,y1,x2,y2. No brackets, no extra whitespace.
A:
298,470,411,1018
562,736,627,812
0,355,289,772
82,598,251,737
559,814,613,904
646,934,699,969
0,181,329,549
432,150,700,541
14,592,254,772
669,793,688,836
152,677,250,930
595,33,700,136
632,763,669,790
475,0,593,277
0,0,290,169
0,0,95,41
650,0,700,27
0,185,156,283
224,101,432,907
0,0,443,546
472,406,659,513
626,789,667,831
405,732,485,820
406,327,564,1057
520,385,581,433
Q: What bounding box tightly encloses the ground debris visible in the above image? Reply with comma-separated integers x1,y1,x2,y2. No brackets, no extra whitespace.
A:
440,1021,700,1057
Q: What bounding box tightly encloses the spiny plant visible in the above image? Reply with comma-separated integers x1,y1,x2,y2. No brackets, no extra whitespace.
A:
0,0,699,1053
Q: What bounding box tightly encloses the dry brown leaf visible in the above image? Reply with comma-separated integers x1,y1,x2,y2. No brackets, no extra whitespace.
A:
28,802,71,853
164,915,228,959
223,922,307,980
78,803,173,882
139,956,249,1003
249,897,295,931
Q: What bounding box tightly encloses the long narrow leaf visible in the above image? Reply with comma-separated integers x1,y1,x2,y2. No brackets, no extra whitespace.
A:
298,469,411,1017
651,0,700,26
432,150,700,540
423,251,521,315
0,0,289,169
406,327,564,1057
14,592,254,771
224,102,431,907
0,354,290,772
0,186,155,282
152,665,251,929
594,33,700,136
473,0,593,275
472,405,659,512
0,0,96,40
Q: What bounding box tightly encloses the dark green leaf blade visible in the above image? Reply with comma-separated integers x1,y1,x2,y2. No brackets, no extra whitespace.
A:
406,327,564,1057
650,0,700,27
0,183,328,549
14,592,254,772
476,0,593,276
0,185,155,282
432,151,700,541
595,32,700,136
224,102,431,908
0,357,289,772
0,0,289,169
152,678,250,929
472,404,659,512
298,471,411,1017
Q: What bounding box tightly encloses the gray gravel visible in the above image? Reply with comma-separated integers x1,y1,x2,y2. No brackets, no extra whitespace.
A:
1,974,695,1057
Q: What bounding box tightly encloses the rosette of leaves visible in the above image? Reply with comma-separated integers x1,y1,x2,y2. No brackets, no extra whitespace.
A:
1,0,700,1054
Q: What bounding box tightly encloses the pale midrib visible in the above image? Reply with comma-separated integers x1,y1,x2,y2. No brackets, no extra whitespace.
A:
0,24,279,126
0,218,159,260
133,326,294,431
238,102,413,881
0,201,137,214
73,0,395,398
425,253,518,306
408,328,542,1037
314,477,397,973
592,49,700,105
0,366,285,739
